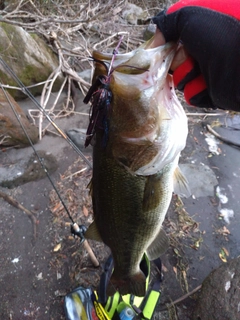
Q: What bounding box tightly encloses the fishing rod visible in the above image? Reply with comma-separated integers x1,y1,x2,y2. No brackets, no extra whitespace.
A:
1,39,164,319
0,57,92,169
0,36,127,270
0,83,99,266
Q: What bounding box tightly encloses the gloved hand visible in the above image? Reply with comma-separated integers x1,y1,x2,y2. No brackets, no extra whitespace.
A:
152,0,240,111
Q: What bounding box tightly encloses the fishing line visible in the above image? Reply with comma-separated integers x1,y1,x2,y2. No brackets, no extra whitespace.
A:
0,57,92,169
108,35,123,76
0,84,75,225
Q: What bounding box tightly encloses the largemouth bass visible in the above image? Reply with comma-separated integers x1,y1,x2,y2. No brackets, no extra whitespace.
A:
84,40,189,297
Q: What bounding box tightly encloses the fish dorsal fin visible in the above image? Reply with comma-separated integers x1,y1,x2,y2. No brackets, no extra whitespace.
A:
146,228,169,261
173,166,191,198
84,221,103,242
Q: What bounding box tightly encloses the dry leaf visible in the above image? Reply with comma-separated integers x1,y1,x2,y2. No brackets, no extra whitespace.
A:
219,248,228,263
216,226,231,236
193,237,203,249
194,137,199,144
222,226,231,235
53,243,62,252
161,263,168,273
173,248,181,257
222,247,229,256
83,205,88,217
173,266,178,275
182,270,188,292
219,253,227,263
51,202,62,213
65,222,71,227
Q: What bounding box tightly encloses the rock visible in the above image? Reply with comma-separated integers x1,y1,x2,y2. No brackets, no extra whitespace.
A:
122,3,148,25
143,24,156,41
66,128,92,155
0,22,61,99
194,257,240,320
179,163,218,197
0,150,58,188
66,128,86,150
0,88,38,147
78,69,92,83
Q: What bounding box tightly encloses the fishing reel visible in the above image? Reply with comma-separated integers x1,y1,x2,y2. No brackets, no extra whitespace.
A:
71,223,87,244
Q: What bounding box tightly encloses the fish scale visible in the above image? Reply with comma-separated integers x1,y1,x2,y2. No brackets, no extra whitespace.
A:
92,140,175,296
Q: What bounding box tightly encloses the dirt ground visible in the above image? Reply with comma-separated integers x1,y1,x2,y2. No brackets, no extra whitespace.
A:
1,87,240,320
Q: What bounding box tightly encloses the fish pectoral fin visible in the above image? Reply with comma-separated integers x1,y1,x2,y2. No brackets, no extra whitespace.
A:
173,166,191,198
84,221,103,242
146,228,169,260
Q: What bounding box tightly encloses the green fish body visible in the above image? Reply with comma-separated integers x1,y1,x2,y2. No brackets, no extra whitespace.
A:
85,42,189,296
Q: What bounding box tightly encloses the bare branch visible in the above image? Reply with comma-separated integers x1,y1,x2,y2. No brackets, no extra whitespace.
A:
1,0,149,140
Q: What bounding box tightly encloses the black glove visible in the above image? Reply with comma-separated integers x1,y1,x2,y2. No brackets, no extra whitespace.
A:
152,0,240,111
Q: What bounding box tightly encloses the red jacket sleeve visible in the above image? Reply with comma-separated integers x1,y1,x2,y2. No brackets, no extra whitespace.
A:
152,0,240,111
168,0,240,19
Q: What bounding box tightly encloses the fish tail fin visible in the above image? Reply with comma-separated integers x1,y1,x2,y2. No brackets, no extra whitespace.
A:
107,270,146,297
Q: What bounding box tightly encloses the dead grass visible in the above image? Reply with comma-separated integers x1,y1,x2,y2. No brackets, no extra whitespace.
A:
0,0,171,139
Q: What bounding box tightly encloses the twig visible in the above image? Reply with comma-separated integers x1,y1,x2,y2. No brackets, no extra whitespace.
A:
206,124,240,148
0,17,90,28
63,167,88,180
41,77,68,135
28,0,44,17
39,65,62,139
0,0,147,142
35,30,92,139
0,190,37,242
93,31,129,50
160,285,202,311
0,80,52,91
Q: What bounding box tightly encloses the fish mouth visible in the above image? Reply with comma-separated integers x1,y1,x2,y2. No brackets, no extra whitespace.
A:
93,43,187,175
92,41,176,74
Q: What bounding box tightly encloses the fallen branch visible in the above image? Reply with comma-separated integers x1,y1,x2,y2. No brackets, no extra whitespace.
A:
0,16,90,28
37,31,91,140
160,284,202,311
0,190,37,242
206,124,240,148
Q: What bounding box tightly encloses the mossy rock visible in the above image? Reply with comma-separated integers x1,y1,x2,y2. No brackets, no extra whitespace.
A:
0,88,38,147
0,22,62,99
0,150,58,188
